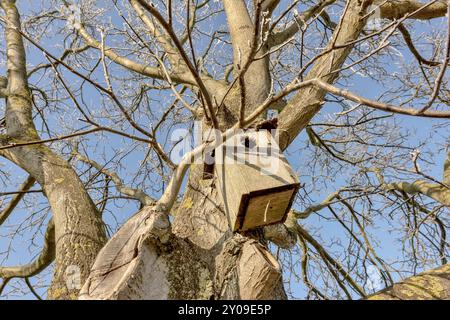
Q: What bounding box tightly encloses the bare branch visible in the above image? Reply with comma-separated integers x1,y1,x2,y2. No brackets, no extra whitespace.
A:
0,175,35,226
269,0,337,48
0,127,102,151
398,23,440,66
313,79,450,118
128,0,185,70
286,215,367,298
419,2,450,113
0,219,55,281
378,0,448,20
366,264,450,300
135,0,219,129
25,278,43,300
73,150,156,206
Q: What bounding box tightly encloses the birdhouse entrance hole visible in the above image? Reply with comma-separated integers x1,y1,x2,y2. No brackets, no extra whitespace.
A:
202,149,215,180
241,135,256,150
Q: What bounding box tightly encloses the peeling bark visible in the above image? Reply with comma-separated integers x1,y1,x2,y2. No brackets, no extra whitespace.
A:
80,206,214,300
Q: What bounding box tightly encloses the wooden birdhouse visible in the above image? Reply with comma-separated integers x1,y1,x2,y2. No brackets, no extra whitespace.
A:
214,129,299,232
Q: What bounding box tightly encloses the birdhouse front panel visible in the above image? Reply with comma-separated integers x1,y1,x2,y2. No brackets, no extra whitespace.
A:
214,130,299,232
241,188,297,231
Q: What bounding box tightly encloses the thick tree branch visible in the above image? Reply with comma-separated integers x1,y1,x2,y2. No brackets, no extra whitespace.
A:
374,154,450,207
378,0,448,20
0,0,38,139
278,1,370,150
385,181,450,207
72,151,156,206
366,263,450,300
263,223,297,249
0,1,107,300
269,0,337,48
255,0,281,15
0,219,55,281
0,75,7,98
222,0,272,117
444,152,450,185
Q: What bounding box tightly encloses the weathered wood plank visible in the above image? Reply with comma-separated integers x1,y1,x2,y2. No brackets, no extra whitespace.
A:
215,130,299,231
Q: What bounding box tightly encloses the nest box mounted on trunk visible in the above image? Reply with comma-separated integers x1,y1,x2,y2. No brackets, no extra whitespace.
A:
214,129,299,232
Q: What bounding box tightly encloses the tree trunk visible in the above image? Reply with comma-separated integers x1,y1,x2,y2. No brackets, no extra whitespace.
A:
2,124,107,301
79,98,287,300
79,9,286,297
78,0,381,300
0,0,107,300
173,164,287,300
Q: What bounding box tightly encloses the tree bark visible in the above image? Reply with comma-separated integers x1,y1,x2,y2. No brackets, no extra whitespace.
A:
79,0,378,300
0,0,106,300
278,0,373,149
366,264,450,300
1,0,448,301
80,0,286,300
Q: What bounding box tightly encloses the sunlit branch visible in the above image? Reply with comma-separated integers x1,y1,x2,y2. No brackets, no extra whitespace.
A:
73,150,156,206
0,219,55,293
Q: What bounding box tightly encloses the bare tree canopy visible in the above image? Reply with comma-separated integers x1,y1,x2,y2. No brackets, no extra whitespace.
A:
0,0,449,300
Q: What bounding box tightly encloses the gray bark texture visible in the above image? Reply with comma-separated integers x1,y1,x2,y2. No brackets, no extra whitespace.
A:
1,0,448,300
